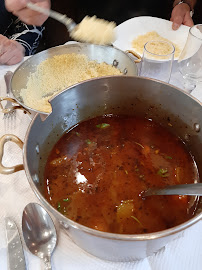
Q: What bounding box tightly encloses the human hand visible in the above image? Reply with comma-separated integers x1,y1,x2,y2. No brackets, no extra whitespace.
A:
5,0,51,26
170,3,194,30
0,35,25,65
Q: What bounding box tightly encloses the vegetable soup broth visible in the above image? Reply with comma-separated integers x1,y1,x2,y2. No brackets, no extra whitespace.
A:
44,115,199,234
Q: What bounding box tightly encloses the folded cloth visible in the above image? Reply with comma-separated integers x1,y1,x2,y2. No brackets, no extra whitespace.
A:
0,55,202,270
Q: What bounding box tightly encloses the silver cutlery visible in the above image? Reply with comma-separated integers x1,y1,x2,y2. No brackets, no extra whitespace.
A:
0,71,32,123
143,183,202,197
26,2,115,45
22,203,57,270
5,217,26,270
27,2,76,34
3,71,16,120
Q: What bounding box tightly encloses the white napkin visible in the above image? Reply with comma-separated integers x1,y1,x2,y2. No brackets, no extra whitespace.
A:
1,57,202,270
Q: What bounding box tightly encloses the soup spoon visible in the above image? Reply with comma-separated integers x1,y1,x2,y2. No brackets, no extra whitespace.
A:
143,183,202,197
22,203,57,270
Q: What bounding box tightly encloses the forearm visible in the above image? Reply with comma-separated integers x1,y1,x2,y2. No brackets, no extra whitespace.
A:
5,0,51,26
6,18,44,56
0,34,25,65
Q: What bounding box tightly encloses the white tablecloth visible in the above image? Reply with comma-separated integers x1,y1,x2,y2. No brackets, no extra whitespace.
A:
0,54,202,270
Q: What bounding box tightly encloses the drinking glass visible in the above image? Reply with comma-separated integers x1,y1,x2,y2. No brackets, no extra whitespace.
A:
178,24,202,94
139,40,175,83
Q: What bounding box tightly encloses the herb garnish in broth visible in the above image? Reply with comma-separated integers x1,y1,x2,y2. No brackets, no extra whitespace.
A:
44,115,199,234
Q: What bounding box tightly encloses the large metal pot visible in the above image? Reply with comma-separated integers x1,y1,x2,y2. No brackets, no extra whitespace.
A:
10,42,139,115
1,76,202,261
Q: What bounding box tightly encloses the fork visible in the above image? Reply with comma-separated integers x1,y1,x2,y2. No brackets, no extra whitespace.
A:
3,71,16,120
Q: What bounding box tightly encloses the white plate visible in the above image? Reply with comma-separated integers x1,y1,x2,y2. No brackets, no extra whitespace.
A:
113,16,190,60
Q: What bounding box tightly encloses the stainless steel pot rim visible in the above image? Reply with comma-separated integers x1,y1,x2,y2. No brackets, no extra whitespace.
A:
24,157,202,241
51,75,202,108
11,42,139,115
22,76,202,241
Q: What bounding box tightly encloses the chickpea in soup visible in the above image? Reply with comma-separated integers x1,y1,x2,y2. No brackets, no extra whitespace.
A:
44,115,199,234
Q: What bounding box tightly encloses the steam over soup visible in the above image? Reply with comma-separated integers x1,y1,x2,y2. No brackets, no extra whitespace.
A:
44,115,199,234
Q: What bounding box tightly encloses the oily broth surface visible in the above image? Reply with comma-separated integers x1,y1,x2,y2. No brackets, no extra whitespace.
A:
44,115,199,234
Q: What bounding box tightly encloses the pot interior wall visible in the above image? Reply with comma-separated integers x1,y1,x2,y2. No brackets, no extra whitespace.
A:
25,76,202,214
11,43,138,113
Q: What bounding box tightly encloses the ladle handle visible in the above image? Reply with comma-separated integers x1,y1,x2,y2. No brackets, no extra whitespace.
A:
27,2,76,32
44,256,52,270
0,134,24,174
144,183,202,197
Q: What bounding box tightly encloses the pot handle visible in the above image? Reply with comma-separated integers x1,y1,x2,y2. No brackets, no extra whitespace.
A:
125,50,142,63
0,134,24,174
0,97,31,115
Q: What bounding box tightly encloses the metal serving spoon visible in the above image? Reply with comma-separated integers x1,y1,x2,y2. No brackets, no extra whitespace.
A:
22,203,57,270
143,183,202,197
27,2,76,33
27,2,115,45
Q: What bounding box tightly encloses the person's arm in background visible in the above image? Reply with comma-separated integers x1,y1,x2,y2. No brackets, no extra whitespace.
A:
0,19,44,65
171,0,197,30
5,0,50,26
0,34,25,65
7,17,44,56
0,0,48,65
0,11,44,65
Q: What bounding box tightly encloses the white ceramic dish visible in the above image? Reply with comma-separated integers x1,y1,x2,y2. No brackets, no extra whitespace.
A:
113,16,190,60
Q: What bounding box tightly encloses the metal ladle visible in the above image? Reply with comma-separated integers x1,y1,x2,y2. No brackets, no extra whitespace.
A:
22,203,57,270
143,183,202,197
27,2,115,45
27,2,76,34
